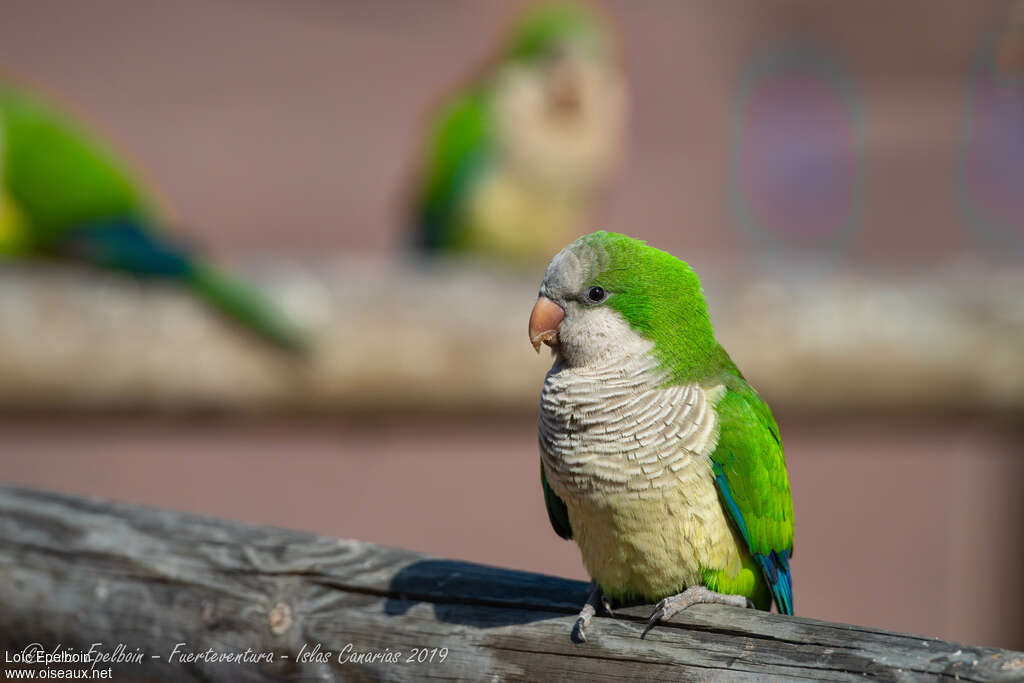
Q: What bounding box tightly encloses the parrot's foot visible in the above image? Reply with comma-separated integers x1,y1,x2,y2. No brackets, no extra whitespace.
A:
641,586,753,639
572,582,613,643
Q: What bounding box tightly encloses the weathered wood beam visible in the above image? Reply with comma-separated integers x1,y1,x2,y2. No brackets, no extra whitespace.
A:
1,256,1023,414
0,485,1020,681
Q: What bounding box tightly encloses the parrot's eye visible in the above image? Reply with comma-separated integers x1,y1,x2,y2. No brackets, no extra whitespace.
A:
585,286,608,304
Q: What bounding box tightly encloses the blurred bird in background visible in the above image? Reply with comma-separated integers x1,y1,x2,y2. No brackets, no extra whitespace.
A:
959,1,1024,253
409,1,628,265
0,81,306,352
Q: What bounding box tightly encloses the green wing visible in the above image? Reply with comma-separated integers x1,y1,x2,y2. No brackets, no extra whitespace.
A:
541,460,573,540
413,86,494,251
710,372,794,614
0,84,150,248
0,83,306,353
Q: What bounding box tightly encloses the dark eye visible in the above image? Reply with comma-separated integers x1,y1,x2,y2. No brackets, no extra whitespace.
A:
585,286,607,303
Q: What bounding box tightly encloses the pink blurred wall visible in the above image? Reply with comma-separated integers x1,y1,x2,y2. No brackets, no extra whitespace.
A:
0,0,1014,261
2,414,1022,650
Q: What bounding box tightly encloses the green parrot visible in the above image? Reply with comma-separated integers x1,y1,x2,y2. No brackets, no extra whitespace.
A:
0,82,305,352
528,231,794,641
411,2,628,264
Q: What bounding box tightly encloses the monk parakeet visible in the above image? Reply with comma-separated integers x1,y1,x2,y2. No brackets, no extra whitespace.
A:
529,231,794,641
411,2,628,264
0,82,305,352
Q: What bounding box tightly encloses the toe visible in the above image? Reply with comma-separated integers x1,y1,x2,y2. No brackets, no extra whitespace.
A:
641,608,664,639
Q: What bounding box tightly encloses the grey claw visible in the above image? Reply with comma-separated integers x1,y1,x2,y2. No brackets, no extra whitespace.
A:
572,618,588,643
641,602,666,639
642,587,751,638
601,595,615,617
572,582,602,642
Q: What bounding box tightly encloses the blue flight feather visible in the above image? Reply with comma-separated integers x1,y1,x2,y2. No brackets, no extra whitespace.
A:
713,464,752,545
714,463,793,615
62,216,193,278
754,550,793,616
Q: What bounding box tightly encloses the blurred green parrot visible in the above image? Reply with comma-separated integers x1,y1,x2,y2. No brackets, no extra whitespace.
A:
0,82,306,352
410,2,628,264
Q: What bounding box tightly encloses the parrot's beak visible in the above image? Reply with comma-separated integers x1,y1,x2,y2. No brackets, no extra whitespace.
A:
529,296,565,352
547,61,583,116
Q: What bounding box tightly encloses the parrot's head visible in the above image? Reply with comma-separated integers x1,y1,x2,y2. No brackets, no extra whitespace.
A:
492,2,628,194
529,231,720,381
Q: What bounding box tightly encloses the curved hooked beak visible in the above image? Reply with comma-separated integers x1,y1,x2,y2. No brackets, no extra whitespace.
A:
529,296,565,352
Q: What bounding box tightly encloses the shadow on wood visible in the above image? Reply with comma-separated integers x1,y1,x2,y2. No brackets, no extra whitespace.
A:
0,485,1021,681
384,559,589,628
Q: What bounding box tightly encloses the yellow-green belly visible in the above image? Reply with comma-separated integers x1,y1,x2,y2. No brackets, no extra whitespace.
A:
0,190,28,255
539,364,770,607
563,483,753,602
462,167,582,263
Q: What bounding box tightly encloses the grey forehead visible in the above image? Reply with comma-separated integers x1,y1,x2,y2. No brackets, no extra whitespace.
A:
539,240,601,299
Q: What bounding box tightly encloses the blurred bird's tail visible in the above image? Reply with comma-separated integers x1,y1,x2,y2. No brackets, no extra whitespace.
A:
185,263,307,354
62,217,308,353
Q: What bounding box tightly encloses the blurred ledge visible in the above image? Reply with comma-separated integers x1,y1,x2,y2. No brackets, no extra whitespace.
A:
0,255,1022,415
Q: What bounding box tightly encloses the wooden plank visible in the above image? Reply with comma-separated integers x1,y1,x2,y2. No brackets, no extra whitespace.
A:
0,257,1023,413
0,485,1020,681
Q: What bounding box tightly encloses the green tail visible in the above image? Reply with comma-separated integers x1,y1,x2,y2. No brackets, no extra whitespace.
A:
186,263,308,354
55,219,308,354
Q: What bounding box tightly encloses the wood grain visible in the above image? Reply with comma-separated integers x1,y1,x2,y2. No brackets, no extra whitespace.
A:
0,485,1020,681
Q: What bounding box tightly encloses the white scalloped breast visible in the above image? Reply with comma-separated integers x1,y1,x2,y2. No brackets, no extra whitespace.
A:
539,345,725,501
